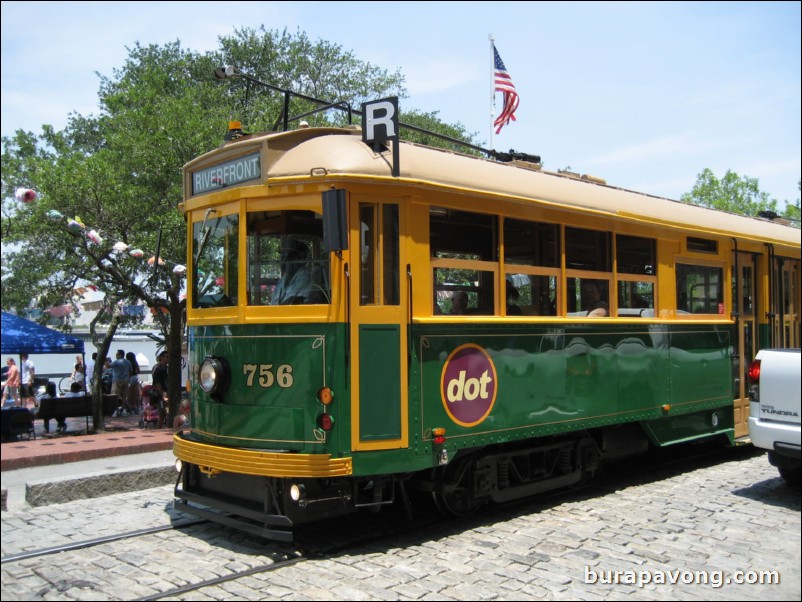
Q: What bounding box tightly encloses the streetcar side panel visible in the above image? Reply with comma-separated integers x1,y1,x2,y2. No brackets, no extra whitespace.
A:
408,323,732,459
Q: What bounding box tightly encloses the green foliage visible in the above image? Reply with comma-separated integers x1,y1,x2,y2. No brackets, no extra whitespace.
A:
785,198,801,224
217,27,408,132
1,26,480,424
784,181,801,224
681,168,799,228
214,27,480,150
680,170,774,219
399,109,481,154
680,168,778,216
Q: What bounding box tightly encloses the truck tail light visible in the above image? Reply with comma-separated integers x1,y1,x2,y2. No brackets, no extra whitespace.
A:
748,359,761,384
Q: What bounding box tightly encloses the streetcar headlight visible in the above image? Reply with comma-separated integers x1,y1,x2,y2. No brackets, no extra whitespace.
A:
199,356,229,397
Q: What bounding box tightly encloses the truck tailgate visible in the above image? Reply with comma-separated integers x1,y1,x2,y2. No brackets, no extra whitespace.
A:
756,349,801,426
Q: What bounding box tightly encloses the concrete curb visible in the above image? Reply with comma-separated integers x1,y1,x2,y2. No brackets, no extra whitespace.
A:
24,464,177,507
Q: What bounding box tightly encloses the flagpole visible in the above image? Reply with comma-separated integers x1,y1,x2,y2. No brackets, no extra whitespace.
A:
489,33,495,151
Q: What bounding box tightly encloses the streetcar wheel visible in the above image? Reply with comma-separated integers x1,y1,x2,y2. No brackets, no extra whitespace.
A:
432,454,485,517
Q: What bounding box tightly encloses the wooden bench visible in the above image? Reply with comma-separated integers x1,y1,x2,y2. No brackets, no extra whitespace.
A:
36,395,119,433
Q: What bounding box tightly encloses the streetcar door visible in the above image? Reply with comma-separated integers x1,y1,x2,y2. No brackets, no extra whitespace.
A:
349,199,408,451
733,253,756,439
779,258,800,348
768,255,801,349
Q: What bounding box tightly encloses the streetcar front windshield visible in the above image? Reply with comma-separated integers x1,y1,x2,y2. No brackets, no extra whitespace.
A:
247,210,330,305
193,212,239,309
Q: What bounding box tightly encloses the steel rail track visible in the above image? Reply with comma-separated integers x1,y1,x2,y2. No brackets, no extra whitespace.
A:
0,518,207,565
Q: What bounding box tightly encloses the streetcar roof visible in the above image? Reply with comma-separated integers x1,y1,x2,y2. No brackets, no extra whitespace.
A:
186,127,800,250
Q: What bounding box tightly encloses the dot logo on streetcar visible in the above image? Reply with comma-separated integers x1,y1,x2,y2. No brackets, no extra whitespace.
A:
440,344,498,427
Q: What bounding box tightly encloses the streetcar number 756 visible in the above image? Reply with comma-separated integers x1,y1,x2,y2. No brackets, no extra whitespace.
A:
242,363,294,388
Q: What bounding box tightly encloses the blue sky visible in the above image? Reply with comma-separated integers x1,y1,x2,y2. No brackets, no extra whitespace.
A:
2,1,800,207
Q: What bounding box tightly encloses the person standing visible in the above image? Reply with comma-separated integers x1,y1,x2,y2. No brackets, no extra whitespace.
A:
19,353,36,407
85,352,97,387
125,352,141,414
151,351,169,428
4,358,21,406
110,350,132,415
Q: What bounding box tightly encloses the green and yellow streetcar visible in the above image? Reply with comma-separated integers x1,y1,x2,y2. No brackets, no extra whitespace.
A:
173,93,800,542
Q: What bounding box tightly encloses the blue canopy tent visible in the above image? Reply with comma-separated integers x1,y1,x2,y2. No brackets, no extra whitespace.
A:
1,311,84,355
1,311,88,433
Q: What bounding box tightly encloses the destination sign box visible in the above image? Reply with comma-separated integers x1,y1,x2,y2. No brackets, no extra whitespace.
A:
192,152,261,195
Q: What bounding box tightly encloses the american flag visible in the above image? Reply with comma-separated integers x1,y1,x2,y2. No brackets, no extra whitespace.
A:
493,44,519,134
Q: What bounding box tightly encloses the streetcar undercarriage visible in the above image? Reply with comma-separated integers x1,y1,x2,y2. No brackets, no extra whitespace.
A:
174,428,645,542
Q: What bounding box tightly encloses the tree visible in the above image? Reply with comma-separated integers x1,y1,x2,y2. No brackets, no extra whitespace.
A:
785,181,801,224
1,120,186,429
681,168,777,215
217,27,407,133
680,168,777,217
681,168,800,227
2,27,480,428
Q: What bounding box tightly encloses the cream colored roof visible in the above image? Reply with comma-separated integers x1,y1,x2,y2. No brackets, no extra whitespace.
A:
196,128,801,250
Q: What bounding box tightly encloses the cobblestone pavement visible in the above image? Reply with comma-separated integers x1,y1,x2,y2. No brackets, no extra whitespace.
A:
1,449,799,600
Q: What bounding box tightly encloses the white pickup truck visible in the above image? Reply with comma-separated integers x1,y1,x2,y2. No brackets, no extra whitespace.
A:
748,348,801,485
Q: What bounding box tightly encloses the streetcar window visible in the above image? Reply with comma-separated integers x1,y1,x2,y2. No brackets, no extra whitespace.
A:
505,274,558,316
567,278,610,317
617,235,655,275
736,264,754,316
431,207,497,315
616,234,656,317
617,281,654,315
434,269,495,315
383,204,400,305
676,263,724,314
358,203,400,306
193,213,239,308
503,218,560,316
686,237,718,254
504,219,559,267
430,207,497,261
360,205,377,305
566,227,611,272
246,210,330,305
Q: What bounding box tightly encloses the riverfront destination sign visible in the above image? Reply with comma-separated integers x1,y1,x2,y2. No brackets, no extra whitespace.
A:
192,151,261,195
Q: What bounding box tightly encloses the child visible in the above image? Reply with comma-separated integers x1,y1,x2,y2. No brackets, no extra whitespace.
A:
173,398,190,431
142,389,160,429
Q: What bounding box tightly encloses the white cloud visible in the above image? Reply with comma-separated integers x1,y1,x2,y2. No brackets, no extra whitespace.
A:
403,59,481,96
584,133,704,167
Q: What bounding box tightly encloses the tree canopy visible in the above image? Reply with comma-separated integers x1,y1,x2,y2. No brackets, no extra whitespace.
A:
681,168,800,226
0,27,481,427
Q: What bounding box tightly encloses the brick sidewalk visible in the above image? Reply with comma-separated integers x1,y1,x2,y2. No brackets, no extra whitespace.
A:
1,413,174,471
